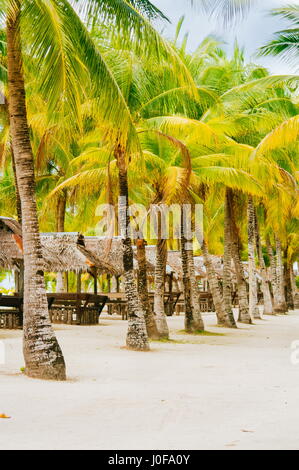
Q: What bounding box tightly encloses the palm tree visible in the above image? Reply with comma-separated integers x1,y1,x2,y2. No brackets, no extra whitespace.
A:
247,195,260,319
23,15,298,343
254,208,273,315
6,1,66,380
4,0,200,360
260,5,299,68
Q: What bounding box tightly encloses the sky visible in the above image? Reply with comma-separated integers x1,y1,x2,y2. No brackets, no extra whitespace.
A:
154,0,299,74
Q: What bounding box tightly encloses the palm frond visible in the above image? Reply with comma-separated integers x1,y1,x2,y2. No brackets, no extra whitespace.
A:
255,115,299,156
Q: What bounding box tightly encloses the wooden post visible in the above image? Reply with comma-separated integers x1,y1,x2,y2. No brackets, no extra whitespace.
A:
168,272,174,315
77,270,82,293
76,270,82,324
93,268,98,295
107,274,111,293
14,261,24,294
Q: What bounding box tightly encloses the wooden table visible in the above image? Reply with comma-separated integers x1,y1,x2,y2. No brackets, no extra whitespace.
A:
47,293,108,325
0,293,108,328
0,294,23,329
106,293,128,319
106,292,183,319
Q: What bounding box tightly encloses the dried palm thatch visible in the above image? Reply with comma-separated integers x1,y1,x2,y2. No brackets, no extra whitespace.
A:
0,217,22,235
193,256,208,278
84,236,124,275
145,246,214,279
0,217,118,274
0,218,23,269
167,250,183,277
199,255,225,280
144,245,174,276
40,233,118,274
84,237,156,276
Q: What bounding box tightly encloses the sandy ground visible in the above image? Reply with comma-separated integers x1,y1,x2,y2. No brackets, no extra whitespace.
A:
1,310,299,450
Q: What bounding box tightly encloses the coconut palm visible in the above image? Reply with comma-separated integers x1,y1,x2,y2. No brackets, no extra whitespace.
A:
2,0,204,364
260,5,299,69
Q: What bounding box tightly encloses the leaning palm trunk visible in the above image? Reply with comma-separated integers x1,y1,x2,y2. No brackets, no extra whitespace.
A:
186,243,205,331
7,5,66,380
222,190,237,328
254,212,273,315
227,189,252,324
202,240,235,327
153,231,170,339
247,196,261,319
116,149,149,350
274,236,288,314
136,239,160,339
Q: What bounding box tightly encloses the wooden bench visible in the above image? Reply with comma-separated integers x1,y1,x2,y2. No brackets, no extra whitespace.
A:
198,292,214,312
173,292,214,314
48,293,108,325
106,292,182,320
0,293,108,328
148,292,182,317
106,293,128,320
0,294,23,329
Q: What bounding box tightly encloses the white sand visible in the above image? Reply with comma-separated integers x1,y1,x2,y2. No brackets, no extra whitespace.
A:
1,310,299,450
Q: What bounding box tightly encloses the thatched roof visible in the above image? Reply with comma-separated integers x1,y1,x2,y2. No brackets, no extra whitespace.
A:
0,217,22,235
139,246,216,279
39,233,118,274
0,218,23,269
193,256,208,278
84,237,156,276
84,236,124,275
0,218,261,281
0,232,22,269
142,245,173,275
0,218,118,274
166,251,183,277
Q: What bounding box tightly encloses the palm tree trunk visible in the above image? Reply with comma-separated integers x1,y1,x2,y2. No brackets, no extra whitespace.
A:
7,4,66,380
56,191,67,293
153,229,169,339
181,235,195,333
227,189,252,324
11,143,22,224
247,196,261,319
223,190,237,327
180,209,204,332
186,243,205,331
11,143,24,295
136,239,159,339
284,256,295,311
202,240,236,327
116,147,149,350
266,236,280,313
254,211,273,315
290,268,299,309
274,235,287,314
56,191,67,232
